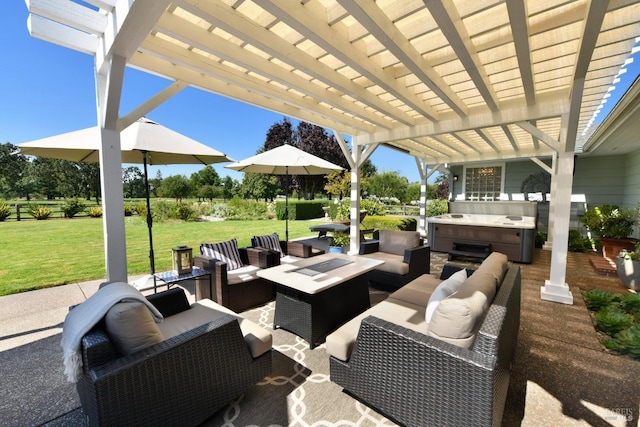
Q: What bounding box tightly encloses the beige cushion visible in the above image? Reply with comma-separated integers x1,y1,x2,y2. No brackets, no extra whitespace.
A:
427,271,497,348
425,268,467,322
389,274,441,306
157,299,272,358
378,230,420,256
359,252,409,275
104,301,164,356
326,299,427,362
226,265,261,285
475,252,509,285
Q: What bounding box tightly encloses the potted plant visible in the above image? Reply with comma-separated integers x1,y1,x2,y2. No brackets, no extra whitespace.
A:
616,243,640,290
580,204,640,258
329,231,350,253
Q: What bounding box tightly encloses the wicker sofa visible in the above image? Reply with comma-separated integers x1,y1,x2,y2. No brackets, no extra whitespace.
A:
326,252,521,427
358,229,431,291
76,288,272,426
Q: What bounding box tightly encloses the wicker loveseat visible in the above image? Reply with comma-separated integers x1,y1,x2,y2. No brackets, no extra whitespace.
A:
76,288,272,426
326,252,521,427
358,229,431,291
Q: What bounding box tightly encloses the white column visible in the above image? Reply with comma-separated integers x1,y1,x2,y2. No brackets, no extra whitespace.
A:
541,150,574,304
416,158,428,236
95,56,128,283
98,127,127,282
348,149,361,255
543,152,557,250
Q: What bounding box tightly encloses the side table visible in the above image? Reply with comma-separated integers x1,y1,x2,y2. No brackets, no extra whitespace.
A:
153,266,212,299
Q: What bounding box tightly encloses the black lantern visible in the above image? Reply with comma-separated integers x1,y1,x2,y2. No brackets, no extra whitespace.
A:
172,245,193,275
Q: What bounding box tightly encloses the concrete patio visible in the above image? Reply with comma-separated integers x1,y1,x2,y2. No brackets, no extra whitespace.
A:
0,246,638,426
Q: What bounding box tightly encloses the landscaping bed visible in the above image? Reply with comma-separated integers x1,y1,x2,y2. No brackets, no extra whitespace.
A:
583,288,640,361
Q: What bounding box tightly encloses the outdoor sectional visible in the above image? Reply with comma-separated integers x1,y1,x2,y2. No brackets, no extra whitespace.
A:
326,252,521,427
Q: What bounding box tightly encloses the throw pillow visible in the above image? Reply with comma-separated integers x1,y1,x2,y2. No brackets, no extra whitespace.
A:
253,233,284,257
201,238,243,271
425,268,467,322
105,301,164,356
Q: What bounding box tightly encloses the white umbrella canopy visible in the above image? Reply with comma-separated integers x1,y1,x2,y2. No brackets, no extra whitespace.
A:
226,144,343,175
16,117,232,276
226,144,343,241
17,117,231,165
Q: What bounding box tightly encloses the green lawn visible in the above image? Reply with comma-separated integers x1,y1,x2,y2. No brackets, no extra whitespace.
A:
0,217,322,296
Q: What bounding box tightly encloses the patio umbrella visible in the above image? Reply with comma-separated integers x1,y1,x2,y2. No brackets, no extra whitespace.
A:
16,117,232,275
226,144,343,241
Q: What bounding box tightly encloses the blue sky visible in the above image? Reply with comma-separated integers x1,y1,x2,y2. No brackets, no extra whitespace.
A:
1,3,638,185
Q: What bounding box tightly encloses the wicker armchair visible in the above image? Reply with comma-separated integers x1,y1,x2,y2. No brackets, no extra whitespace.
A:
194,246,278,312
358,229,430,291
251,234,325,258
77,288,272,427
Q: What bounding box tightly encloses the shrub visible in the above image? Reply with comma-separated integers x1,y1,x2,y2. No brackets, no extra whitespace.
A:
362,215,417,231
580,204,639,239
123,203,136,217
535,232,547,248
226,198,269,220
567,230,591,252
595,306,633,336
611,325,640,359
0,202,11,221
361,199,385,216
27,204,52,220
275,200,327,220
134,202,147,217
330,231,350,247
621,293,640,316
88,207,103,217
426,199,449,217
174,203,197,221
60,199,85,218
583,289,619,311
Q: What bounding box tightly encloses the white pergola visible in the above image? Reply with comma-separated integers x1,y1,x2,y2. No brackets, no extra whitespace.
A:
26,0,640,304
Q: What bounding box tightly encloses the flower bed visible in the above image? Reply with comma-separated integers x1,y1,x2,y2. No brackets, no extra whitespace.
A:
583,289,640,361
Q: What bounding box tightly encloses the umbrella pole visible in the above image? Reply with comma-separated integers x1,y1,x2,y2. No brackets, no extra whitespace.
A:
142,151,155,276
285,166,289,242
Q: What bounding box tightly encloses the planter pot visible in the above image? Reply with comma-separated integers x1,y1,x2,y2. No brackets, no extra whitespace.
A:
600,237,637,259
615,256,640,291
329,246,345,254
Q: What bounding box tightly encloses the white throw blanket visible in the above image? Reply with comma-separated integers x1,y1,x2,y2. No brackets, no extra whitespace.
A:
60,282,163,383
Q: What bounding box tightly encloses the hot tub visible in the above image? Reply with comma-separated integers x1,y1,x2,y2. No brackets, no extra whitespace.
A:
427,211,536,263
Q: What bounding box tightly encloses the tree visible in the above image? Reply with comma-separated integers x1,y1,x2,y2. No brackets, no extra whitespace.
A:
0,143,27,199
367,171,409,202
239,173,279,201
190,166,220,200
149,170,163,197
221,176,238,200
122,166,145,198
157,174,191,201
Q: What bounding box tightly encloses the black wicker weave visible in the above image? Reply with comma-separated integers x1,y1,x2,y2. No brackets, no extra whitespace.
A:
273,272,370,349
77,289,272,427
359,242,430,291
329,265,521,427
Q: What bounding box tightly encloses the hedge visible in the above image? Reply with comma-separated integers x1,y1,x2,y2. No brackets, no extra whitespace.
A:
275,200,329,220
362,215,417,231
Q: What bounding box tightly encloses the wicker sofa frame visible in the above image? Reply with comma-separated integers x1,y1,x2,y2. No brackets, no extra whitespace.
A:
329,264,521,427
194,246,278,312
250,237,325,258
77,288,272,426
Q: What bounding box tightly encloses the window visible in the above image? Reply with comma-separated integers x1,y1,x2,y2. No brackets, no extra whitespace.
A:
463,165,504,201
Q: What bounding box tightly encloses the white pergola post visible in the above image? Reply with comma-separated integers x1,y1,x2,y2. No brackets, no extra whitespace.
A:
416,158,428,236
543,152,558,250
541,149,575,304
349,153,361,255
95,55,128,283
